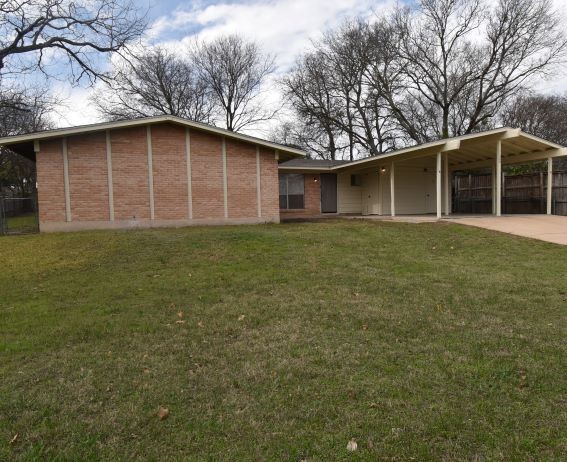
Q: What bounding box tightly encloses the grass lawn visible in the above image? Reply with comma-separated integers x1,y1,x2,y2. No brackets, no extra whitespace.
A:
5,214,38,234
1,220,566,461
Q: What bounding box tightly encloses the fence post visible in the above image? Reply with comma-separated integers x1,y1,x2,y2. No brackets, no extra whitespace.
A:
0,197,5,235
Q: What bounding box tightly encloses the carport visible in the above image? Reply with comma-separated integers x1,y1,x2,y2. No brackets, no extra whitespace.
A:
336,127,567,218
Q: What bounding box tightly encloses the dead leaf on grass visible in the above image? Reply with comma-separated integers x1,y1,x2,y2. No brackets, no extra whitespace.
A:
175,320,185,324
346,439,357,452
238,315,246,321
157,406,169,420
197,321,204,328
9,433,18,444
362,323,368,330
143,368,150,374
177,311,184,318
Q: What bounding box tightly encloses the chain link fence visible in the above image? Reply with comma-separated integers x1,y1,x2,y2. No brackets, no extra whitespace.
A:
0,196,39,235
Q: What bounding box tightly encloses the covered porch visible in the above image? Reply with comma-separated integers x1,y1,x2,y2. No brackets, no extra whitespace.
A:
336,128,567,218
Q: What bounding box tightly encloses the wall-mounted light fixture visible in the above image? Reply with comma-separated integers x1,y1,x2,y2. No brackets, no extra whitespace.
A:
314,176,319,183
380,166,387,174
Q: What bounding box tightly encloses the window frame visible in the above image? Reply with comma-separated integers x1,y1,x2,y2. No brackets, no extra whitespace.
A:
279,173,305,210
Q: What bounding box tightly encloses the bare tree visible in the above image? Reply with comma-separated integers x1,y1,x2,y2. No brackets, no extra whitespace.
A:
192,34,277,132
0,0,147,84
282,20,401,160
282,52,346,160
501,93,567,170
0,89,54,196
320,20,399,157
93,47,213,122
390,0,567,141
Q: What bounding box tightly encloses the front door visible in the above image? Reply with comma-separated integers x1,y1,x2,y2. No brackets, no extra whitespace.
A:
425,172,436,213
362,171,381,215
320,173,337,213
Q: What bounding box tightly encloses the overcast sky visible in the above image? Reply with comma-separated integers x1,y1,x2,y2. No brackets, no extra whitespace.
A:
53,0,567,133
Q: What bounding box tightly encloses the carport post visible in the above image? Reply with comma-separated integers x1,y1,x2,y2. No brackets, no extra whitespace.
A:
491,160,496,215
436,152,442,218
496,140,502,216
390,162,395,217
444,153,450,215
547,157,553,215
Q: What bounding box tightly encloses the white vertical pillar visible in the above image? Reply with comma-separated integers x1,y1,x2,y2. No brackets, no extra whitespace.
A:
62,137,71,222
377,171,383,216
436,152,442,218
146,126,155,220
443,153,450,215
185,128,193,219
491,160,496,215
222,137,228,219
105,130,114,221
390,162,395,217
496,139,502,216
256,146,262,218
547,156,553,215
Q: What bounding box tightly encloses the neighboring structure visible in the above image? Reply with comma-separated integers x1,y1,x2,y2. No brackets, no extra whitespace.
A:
1,122,565,233
0,116,303,232
278,128,567,219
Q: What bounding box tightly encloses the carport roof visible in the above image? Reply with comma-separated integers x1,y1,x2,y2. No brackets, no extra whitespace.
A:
278,127,566,172
0,115,306,160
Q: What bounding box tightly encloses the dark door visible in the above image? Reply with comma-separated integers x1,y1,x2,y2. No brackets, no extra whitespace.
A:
320,173,338,213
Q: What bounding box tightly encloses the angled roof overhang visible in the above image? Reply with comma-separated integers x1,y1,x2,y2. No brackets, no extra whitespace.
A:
0,115,306,161
278,128,566,173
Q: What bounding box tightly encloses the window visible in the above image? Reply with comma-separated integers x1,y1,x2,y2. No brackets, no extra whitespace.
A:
350,174,362,187
279,173,305,209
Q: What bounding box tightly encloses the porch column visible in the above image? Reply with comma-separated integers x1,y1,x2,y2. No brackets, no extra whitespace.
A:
496,140,502,217
377,170,383,216
547,156,553,215
390,162,395,217
443,153,450,215
436,152,442,218
491,160,496,215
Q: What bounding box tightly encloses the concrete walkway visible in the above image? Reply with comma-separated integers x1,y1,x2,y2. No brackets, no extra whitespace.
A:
346,214,567,245
444,215,567,245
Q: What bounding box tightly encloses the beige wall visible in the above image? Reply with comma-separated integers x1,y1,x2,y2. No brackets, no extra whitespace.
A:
337,172,362,214
343,157,438,216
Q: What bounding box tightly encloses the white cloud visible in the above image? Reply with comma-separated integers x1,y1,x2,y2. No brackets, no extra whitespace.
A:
51,83,103,127
55,0,567,131
152,0,394,72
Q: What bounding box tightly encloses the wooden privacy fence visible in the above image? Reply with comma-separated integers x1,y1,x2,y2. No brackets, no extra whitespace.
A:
453,171,567,215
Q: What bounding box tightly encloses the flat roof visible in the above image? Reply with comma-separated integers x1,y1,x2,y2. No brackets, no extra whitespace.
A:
0,115,306,159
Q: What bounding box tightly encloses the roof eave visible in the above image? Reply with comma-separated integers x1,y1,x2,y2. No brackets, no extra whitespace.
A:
0,115,306,158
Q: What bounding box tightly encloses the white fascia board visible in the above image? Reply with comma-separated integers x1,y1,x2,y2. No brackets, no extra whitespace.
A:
0,115,306,158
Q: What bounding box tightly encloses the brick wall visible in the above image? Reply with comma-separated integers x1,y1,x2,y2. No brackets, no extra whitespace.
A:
280,173,321,218
36,139,66,223
227,139,257,218
111,126,150,221
151,124,189,220
34,122,283,231
68,132,109,221
191,129,224,220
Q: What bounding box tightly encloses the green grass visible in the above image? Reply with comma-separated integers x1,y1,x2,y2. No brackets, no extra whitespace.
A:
1,220,566,461
5,214,38,234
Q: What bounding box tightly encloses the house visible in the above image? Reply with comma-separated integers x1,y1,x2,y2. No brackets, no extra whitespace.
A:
0,116,303,232
0,120,564,233
278,128,566,219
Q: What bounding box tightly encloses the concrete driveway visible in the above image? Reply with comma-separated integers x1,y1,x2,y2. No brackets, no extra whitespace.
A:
444,215,567,245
